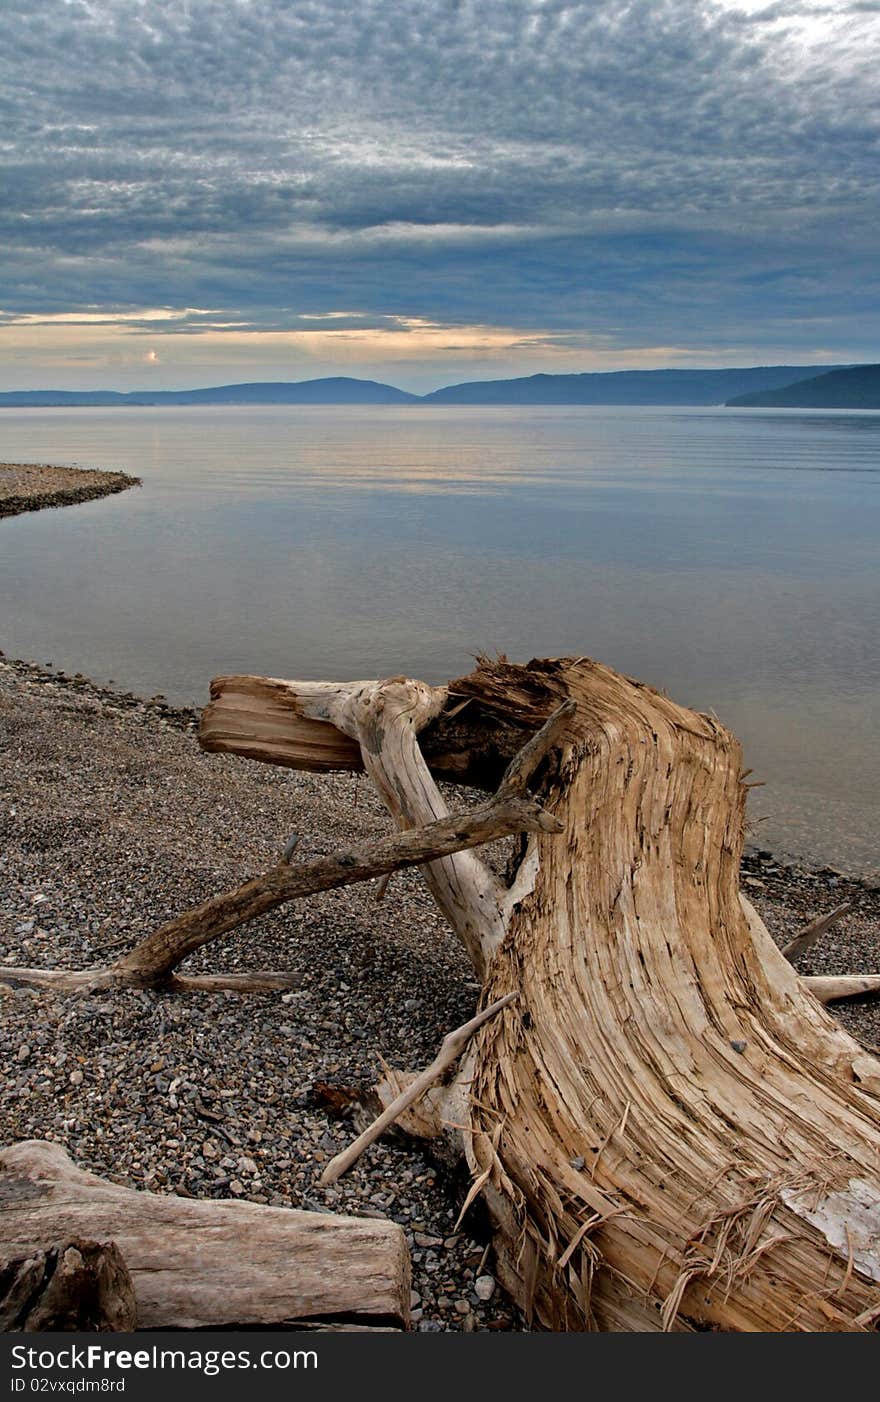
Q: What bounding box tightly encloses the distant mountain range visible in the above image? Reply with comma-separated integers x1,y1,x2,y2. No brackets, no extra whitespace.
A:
421,366,845,405
726,364,880,409
1,363,877,409
0,376,417,407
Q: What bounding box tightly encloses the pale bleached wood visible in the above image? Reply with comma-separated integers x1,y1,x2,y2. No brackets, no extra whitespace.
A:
200,672,530,789
803,974,880,1004
288,679,574,976
782,901,856,961
15,654,880,1332
1,1141,410,1330
319,992,517,1185
432,657,880,1331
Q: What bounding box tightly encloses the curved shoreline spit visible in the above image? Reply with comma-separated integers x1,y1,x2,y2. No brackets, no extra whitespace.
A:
0,462,140,518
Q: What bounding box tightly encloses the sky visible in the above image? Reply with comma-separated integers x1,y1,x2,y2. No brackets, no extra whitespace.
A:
1,0,878,392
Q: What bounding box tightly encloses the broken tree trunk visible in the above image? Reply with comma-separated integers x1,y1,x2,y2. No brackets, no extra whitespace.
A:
0,1140,410,1331
204,657,880,1331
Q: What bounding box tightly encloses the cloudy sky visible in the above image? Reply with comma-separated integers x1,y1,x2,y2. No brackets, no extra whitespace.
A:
1,0,878,390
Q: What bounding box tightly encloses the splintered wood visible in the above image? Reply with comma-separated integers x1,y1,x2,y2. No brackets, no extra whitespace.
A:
203,656,880,1331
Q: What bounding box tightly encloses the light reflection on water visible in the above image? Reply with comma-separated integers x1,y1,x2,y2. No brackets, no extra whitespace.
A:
1,404,877,872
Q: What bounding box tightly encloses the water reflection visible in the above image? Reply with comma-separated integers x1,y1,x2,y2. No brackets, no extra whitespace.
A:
0,404,877,871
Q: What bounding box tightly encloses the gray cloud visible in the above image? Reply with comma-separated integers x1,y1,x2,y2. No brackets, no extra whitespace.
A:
1,0,878,380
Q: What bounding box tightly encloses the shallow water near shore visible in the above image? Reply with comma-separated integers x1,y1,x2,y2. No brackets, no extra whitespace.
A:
1,403,878,871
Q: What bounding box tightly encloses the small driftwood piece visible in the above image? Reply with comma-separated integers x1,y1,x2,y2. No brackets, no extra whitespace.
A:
0,1141,410,1331
803,974,880,1005
0,1239,136,1332
782,902,856,961
319,992,518,1185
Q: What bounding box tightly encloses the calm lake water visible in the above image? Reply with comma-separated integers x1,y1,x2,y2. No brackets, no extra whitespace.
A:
1,404,878,872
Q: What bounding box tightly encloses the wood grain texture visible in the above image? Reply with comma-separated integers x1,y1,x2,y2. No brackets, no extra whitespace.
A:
455,657,880,1330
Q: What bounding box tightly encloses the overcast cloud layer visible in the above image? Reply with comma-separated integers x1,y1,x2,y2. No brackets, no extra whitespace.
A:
1,0,878,388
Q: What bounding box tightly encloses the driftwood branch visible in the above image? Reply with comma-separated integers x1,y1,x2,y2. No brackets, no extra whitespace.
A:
1,1140,410,1331
782,902,856,961
319,992,517,1185
200,672,531,789
803,974,880,1005
0,787,560,994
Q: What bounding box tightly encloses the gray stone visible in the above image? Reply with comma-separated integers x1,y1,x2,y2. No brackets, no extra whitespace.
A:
475,1275,496,1301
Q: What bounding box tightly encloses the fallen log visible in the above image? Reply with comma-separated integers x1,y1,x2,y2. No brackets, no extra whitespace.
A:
201,656,880,1331
0,1141,410,1331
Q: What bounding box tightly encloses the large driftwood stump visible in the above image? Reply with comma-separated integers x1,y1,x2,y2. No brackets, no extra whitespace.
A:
1,1141,410,1331
200,657,880,1331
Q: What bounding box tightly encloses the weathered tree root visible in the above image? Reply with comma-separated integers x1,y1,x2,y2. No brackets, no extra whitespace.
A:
203,657,880,1331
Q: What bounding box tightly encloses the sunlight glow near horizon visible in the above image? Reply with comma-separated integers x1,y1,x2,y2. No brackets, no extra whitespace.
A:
0,308,845,393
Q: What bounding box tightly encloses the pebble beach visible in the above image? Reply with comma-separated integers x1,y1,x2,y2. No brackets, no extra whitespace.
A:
2,467,879,1332
0,462,139,518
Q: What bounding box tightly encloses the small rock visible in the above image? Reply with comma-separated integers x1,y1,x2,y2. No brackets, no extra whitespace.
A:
730,1040,747,1054
17,1044,31,1062
69,1069,84,1086
414,1232,443,1248
475,1275,496,1301
229,1178,245,1195
569,1155,585,1171
238,1156,258,1176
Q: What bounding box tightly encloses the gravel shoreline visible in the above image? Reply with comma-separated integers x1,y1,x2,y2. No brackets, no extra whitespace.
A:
0,462,140,518
1,651,878,1332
